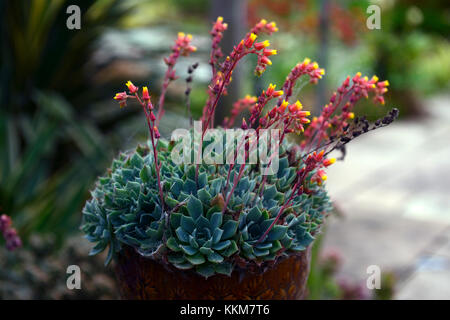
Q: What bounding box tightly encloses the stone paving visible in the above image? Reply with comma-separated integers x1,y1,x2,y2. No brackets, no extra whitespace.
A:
322,94,450,299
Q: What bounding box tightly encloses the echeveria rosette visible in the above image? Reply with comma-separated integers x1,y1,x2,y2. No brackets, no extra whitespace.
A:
82,144,166,265
238,206,287,261
281,213,314,251
166,196,239,278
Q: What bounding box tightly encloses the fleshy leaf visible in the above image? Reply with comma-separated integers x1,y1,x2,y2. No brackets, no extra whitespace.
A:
267,225,288,241
187,196,203,221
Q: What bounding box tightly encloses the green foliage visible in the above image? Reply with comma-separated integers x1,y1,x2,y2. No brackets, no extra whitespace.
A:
82,131,332,278
0,1,133,240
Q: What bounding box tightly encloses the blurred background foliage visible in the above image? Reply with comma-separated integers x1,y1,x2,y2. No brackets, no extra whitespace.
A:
0,0,135,240
0,0,448,299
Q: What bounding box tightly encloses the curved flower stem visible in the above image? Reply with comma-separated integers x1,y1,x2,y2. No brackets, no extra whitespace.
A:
156,72,171,127
222,163,245,214
135,93,165,210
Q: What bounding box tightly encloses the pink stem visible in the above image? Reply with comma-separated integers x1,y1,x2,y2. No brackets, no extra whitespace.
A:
156,70,172,127
222,163,245,214
135,93,165,210
257,182,299,243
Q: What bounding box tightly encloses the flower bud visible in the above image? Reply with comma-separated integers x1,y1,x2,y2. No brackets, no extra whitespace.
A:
153,126,161,139
241,118,248,130
268,107,277,118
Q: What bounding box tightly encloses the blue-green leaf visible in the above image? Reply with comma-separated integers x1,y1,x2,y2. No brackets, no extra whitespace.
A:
207,252,224,263
212,240,230,251
199,247,213,256
181,215,195,233
209,212,223,230
183,178,197,194
267,225,288,241
140,165,151,183
215,262,233,276
180,245,198,255
222,240,238,257
247,206,262,222
198,188,211,204
212,228,224,244
263,185,277,200
185,253,205,265
198,172,208,188
166,237,181,252
196,264,215,278
221,220,238,239
175,226,190,243
187,196,203,221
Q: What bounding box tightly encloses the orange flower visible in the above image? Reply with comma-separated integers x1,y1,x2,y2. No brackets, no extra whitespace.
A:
254,40,270,51
288,100,303,113
142,86,150,101
114,92,127,101
114,91,127,108
263,49,277,57
245,33,257,48
126,81,138,94
323,158,336,167
260,55,272,66
277,100,289,113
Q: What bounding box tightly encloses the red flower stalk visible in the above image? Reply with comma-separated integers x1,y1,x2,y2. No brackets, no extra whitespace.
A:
0,214,22,251
209,16,228,77
248,83,283,127
114,83,165,209
201,17,279,131
156,32,196,126
301,72,389,153
249,19,279,35
277,58,325,106
254,96,311,144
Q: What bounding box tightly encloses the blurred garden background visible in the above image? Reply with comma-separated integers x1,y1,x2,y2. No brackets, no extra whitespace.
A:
0,0,449,299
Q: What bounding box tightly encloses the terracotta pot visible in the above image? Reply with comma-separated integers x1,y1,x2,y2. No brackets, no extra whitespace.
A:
114,246,312,300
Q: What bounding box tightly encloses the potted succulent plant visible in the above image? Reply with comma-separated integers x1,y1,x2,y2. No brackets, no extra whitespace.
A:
81,17,397,300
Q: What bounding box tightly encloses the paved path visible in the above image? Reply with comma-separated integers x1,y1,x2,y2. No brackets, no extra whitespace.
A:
322,94,450,299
